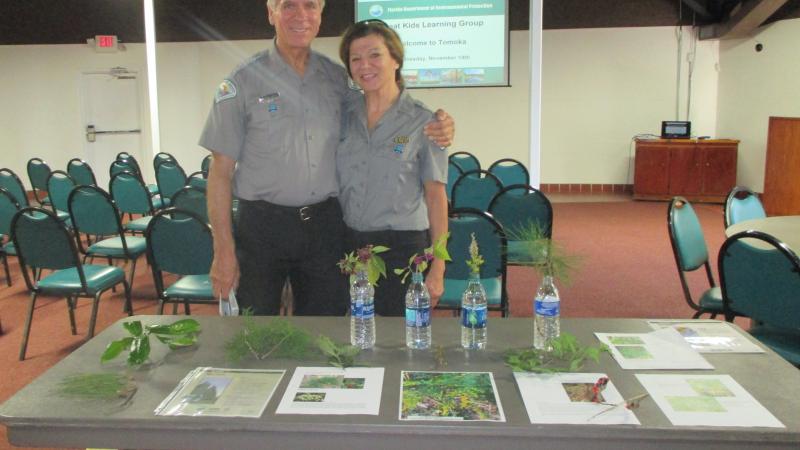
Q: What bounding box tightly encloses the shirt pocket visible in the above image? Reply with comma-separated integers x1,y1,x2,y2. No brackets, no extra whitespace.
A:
247,97,294,155
373,146,418,192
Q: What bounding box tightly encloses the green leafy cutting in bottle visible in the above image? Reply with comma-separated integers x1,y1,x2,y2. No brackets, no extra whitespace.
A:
337,245,390,285
465,232,485,275
394,233,451,284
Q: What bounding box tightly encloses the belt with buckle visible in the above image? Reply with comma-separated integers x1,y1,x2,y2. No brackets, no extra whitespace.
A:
243,198,334,222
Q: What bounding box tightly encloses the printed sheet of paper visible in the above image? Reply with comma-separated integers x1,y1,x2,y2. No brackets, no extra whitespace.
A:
595,327,713,370
636,374,784,428
647,319,764,353
513,372,640,425
275,367,384,415
154,367,284,417
400,371,505,422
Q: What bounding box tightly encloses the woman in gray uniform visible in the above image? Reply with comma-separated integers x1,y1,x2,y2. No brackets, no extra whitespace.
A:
337,20,449,316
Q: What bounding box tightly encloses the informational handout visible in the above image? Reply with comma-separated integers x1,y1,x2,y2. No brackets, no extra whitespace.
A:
513,372,640,425
276,367,384,415
595,327,713,370
636,374,784,428
400,371,505,421
154,367,284,417
647,319,765,353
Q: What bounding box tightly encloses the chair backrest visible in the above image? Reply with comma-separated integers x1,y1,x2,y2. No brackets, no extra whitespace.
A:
200,154,212,179
446,160,464,201
145,207,213,276
724,186,766,228
11,207,86,290
110,158,143,181
667,196,710,272
153,152,178,171
46,170,77,213
67,158,97,186
0,188,21,236
446,208,507,281
488,158,530,187
450,169,504,212
116,152,142,171
110,171,156,215
0,168,30,207
68,185,125,238
155,161,188,201
488,184,553,238
449,151,480,173
171,185,208,223
719,230,800,328
26,158,52,203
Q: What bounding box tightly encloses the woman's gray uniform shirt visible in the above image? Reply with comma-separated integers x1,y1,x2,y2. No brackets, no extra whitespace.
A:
199,48,353,208
337,90,448,232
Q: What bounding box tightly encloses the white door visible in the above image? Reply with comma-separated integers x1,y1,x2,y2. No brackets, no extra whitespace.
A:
80,69,144,189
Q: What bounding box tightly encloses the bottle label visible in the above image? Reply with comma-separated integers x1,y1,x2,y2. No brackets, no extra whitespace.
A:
461,306,487,328
405,307,431,327
351,300,374,319
534,296,560,317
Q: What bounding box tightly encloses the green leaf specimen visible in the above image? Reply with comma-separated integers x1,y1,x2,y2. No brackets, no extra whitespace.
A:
56,373,136,401
101,319,200,366
317,335,361,368
225,318,315,362
505,333,608,373
506,222,580,284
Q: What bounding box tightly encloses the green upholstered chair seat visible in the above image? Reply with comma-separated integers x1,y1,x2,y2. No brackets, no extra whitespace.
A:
439,277,502,308
124,216,152,233
147,184,159,195
54,210,70,222
3,241,15,256
87,236,147,258
749,324,800,366
152,196,166,209
698,287,723,312
37,265,126,295
164,274,214,300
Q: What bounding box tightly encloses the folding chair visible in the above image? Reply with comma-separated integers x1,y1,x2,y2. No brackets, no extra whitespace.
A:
488,158,530,187
67,158,97,186
719,230,800,365
0,168,31,207
0,188,21,286
450,169,503,212
488,184,553,265
724,186,766,228
155,161,188,203
12,207,131,360
437,208,509,317
667,196,724,318
449,151,480,173
110,171,164,234
26,157,52,206
145,208,214,315
171,185,208,223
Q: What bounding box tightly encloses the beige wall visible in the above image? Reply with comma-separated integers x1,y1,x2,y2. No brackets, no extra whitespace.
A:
717,18,800,192
3,21,793,189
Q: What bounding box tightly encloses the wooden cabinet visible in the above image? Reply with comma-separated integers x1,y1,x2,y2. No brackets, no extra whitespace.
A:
633,139,738,202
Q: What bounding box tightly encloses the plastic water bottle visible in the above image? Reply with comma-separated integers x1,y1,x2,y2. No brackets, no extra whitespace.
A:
350,270,375,349
461,273,487,349
534,275,560,351
405,272,431,349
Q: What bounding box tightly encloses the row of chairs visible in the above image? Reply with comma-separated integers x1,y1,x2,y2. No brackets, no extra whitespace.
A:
447,152,529,205
6,200,214,360
667,196,799,366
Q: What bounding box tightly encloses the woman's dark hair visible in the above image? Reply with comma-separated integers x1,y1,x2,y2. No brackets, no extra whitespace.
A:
339,20,405,89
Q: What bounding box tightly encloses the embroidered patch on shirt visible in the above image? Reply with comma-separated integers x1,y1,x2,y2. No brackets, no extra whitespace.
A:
214,79,237,103
393,144,405,154
393,136,410,144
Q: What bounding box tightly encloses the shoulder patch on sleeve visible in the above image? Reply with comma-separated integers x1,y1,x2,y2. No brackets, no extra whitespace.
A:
214,79,237,103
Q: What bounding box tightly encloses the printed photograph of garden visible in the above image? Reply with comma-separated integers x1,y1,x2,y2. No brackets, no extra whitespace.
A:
401,371,504,421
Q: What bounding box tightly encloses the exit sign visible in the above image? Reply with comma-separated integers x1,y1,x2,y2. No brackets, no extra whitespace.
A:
92,35,118,53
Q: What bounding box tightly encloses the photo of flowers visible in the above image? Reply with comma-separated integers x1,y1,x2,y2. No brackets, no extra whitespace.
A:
400,371,505,421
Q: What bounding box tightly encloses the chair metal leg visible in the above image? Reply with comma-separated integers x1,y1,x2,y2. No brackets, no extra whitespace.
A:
19,292,39,361
692,310,703,319
67,296,77,335
184,300,191,315
122,279,133,317
1,252,10,287
87,292,102,339
157,299,166,315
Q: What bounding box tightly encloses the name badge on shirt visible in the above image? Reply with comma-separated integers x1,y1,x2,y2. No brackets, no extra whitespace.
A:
393,136,409,154
258,92,281,112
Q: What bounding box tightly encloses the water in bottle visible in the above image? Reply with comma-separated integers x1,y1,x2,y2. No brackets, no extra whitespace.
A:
405,272,431,349
350,270,376,349
533,275,560,351
461,274,487,349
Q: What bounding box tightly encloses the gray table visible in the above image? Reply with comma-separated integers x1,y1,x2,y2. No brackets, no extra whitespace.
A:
726,216,800,250
1,316,799,450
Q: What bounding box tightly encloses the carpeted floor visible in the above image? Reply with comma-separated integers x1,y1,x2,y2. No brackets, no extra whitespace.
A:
0,198,733,450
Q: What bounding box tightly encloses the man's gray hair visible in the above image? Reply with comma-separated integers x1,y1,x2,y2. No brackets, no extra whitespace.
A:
267,0,326,10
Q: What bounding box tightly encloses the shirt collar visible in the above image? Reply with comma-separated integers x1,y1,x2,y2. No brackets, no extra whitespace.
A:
266,40,324,79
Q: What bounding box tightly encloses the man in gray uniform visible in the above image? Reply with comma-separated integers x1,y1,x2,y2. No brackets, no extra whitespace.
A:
200,0,453,315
